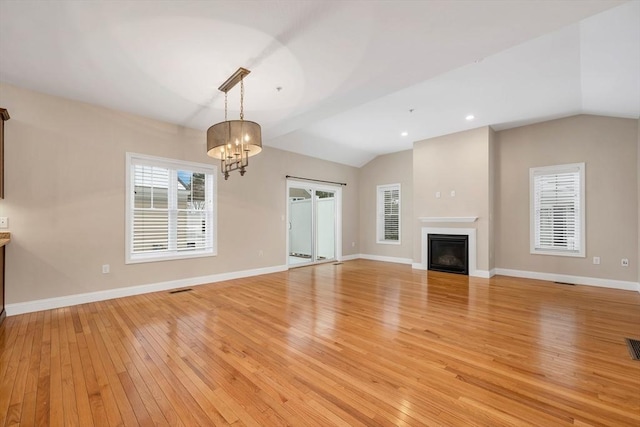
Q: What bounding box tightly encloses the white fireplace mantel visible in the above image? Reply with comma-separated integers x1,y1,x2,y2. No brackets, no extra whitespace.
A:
419,216,478,223
413,226,490,278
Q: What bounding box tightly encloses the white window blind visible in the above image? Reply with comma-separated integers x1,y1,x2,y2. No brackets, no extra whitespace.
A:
377,184,401,244
530,163,585,257
126,153,217,263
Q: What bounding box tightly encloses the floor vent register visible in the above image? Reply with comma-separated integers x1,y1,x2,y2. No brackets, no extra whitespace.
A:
625,338,640,360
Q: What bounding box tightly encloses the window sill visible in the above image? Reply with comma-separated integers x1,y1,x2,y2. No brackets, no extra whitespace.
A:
530,249,585,258
126,250,217,264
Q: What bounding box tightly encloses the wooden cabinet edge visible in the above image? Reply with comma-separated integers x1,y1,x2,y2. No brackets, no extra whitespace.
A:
0,107,8,200
0,245,4,325
0,108,6,322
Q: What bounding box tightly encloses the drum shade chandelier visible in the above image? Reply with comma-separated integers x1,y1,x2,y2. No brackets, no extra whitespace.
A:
207,67,262,180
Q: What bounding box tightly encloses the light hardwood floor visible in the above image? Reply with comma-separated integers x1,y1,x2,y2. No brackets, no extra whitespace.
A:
1,260,639,426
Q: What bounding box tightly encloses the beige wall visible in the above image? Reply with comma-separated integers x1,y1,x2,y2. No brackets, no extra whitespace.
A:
0,83,359,304
495,115,638,282
358,149,413,260
0,82,636,308
638,118,640,284
412,127,492,271
488,127,496,271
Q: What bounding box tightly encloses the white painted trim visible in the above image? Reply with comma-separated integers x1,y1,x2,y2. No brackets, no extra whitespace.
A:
420,227,481,277
6,265,288,316
473,270,492,279
10,262,635,317
125,152,218,264
360,254,413,265
377,183,402,244
419,217,478,223
529,162,585,258
286,179,342,267
494,268,639,292
412,262,491,278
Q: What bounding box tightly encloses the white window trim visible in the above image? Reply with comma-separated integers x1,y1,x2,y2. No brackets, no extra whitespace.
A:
125,153,217,264
376,183,401,245
529,162,585,257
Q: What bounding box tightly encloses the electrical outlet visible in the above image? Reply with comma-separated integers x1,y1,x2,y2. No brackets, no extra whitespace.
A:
450,190,456,197
0,217,7,229
435,191,441,198
102,264,110,274
352,241,355,247
621,258,629,267
259,250,264,257
592,256,600,265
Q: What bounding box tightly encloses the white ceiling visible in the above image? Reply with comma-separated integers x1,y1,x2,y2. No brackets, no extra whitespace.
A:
1,1,638,167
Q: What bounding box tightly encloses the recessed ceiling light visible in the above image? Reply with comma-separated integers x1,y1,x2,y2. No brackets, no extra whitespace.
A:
401,131,408,137
466,114,475,121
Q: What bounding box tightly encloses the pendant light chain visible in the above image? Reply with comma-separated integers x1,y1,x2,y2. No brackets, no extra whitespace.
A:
224,91,228,122
240,77,244,120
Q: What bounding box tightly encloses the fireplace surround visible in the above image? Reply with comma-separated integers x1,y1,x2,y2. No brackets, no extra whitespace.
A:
419,227,481,277
428,234,469,274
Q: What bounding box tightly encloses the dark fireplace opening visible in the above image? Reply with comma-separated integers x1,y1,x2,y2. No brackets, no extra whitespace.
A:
428,234,469,275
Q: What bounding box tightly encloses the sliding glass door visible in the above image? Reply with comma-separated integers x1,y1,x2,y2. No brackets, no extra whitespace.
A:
289,187,313,265
287,180,341,266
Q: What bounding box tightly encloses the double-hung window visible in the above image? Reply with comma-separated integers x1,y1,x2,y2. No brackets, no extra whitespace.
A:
530,163,585,257
126,153,217,263
377,183,401,244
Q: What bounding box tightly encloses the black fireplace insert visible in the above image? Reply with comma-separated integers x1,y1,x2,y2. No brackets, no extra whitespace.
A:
428,234,469,275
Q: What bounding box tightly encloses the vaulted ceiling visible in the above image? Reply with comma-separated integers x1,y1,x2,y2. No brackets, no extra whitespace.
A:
1,1,638,166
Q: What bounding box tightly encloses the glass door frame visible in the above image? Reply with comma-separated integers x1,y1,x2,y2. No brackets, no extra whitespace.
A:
286,179,342,268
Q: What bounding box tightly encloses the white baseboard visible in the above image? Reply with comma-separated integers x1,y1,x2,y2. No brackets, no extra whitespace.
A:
10,263,635,317
6,264,288,316
360,254,413,265
473,270,492,279
411,262,493,279
340,254,361,261
494,268,640,292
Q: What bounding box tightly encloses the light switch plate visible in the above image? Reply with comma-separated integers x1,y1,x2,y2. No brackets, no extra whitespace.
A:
0,217,7,229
